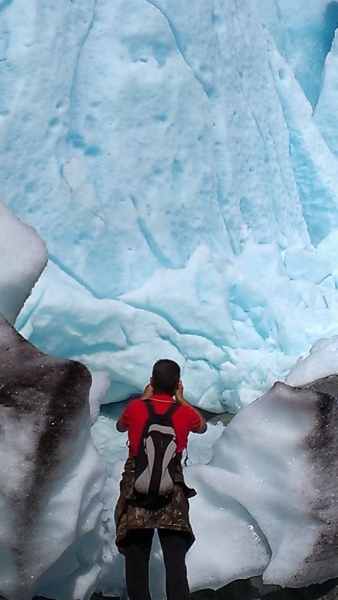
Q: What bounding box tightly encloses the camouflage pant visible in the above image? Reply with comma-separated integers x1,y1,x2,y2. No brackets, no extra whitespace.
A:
114,457,196,552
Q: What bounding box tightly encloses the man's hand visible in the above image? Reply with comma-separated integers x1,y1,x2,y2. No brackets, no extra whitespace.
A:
175,380,207,433
140,382,154,400
175,380,185,404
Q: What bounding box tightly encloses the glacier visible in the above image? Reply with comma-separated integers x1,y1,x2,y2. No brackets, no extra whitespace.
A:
1,0,338,598
6,0,338,411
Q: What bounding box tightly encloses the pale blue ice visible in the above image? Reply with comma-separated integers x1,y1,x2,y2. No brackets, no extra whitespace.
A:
4,0,338,413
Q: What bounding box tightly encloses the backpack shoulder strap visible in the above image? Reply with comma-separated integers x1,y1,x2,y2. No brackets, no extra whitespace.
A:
143,400,180,419
165,402,180,418
143,399,155,417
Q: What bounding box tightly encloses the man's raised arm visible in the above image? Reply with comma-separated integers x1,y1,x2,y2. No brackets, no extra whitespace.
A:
175,381,207,434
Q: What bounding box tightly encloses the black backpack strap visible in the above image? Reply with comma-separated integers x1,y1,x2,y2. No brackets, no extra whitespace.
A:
143,399,155,417
137,401,155,452
165,402,180,418
142,399,180,420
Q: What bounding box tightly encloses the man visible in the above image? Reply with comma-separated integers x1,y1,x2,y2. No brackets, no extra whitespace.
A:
114,358,207,600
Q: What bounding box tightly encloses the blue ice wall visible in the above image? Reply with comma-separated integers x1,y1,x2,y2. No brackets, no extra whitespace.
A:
2,0,338,410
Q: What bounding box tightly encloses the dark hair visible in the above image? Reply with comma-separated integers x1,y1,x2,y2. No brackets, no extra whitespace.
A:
151,359,180,396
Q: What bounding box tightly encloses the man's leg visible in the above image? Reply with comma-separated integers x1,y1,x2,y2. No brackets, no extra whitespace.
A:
124,528,154,600
158,529,190,600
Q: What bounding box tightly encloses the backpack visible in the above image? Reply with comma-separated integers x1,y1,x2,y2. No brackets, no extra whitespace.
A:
133,401,180,505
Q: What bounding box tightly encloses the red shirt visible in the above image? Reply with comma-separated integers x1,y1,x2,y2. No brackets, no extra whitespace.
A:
120,394,202,457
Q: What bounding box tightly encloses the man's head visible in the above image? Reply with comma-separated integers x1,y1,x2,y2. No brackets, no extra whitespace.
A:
151,359,180,396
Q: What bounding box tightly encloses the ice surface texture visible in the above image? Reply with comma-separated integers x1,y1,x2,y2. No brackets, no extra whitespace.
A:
0,202,47,325
0,315,105,600
188,380,338,590
3,0,338,410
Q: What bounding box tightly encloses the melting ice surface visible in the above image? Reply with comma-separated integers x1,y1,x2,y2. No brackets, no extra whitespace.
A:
1,0,338,598
9,0,338,413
